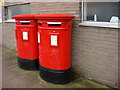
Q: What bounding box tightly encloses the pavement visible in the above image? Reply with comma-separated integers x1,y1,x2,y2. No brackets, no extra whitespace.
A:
2,46,109,88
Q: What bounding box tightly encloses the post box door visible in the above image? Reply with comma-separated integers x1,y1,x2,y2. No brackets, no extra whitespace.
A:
39,29,71,70
16,26,38,59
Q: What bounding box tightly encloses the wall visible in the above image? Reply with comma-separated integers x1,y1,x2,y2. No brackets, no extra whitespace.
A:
0,23,2,45
72,26,118,88
2,2,31,50
2,2,119,88
2,23,16,50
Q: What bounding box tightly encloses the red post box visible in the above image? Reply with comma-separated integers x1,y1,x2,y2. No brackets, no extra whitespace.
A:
35,13,75,84
13,14,39,70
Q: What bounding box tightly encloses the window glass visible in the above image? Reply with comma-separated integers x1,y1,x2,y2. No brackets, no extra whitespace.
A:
5,4,30,20
83,2,119,22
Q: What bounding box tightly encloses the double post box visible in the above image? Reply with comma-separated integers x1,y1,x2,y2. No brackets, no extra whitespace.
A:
13,13,74,84
35,14,74,84
13,14,39,70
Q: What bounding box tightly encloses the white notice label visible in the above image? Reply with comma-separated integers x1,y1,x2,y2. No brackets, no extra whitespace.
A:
38,32,40,43
23,32,28,40
51,35,58,46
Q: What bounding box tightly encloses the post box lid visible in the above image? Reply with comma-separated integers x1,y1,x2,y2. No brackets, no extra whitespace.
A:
12,14,36,19
35,13,75,20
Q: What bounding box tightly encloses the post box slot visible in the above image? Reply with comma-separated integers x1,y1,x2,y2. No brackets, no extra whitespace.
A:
48,24,61,26
47,22,61,27
20,21,30,24
39,23,42,26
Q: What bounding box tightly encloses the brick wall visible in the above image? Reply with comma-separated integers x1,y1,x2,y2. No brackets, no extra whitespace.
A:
72,26,119,88
2,2,119,88
30,2,81,21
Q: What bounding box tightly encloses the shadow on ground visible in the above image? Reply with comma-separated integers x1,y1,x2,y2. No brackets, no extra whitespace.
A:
2,46,110,88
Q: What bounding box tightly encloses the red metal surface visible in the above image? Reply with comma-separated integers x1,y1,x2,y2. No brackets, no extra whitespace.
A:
37,14,74,70
14,14,39,59
35,13,75,20
13,14,36,20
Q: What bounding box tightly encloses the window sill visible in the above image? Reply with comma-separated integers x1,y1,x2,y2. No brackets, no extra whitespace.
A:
79,21,120,29
4,19,16,23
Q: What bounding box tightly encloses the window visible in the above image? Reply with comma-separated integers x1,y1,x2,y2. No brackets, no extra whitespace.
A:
80,1,120,28
0,5,2,23
5,4,30,22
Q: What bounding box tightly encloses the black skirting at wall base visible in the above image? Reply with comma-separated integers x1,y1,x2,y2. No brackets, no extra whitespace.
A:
39,66,71,84
17,57,39,70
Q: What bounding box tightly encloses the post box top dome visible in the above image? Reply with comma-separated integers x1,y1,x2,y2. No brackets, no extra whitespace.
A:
12,14,36,19
35,13,75,20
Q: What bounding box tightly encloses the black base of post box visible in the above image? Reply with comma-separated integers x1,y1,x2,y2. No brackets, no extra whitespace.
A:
39,66,71,84
17,57,39,70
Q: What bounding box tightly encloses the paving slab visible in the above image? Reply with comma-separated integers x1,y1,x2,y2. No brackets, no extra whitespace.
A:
2,47,110,88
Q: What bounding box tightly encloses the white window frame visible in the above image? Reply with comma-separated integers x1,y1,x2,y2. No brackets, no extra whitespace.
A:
79,0,120,29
